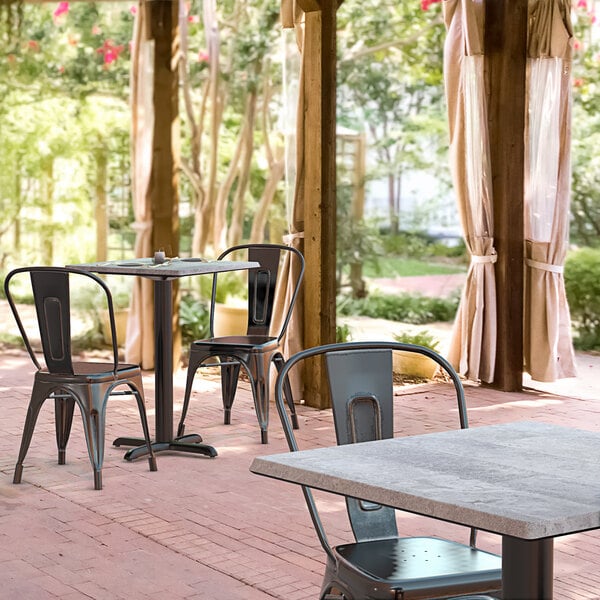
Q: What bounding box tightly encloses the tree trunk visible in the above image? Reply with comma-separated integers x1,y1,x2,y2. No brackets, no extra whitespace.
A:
228,89,258,247
250,153,285,243
42,159,54,264
95,148,108,261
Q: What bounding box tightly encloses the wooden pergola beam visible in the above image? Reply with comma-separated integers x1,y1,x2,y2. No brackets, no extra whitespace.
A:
485,0,528,391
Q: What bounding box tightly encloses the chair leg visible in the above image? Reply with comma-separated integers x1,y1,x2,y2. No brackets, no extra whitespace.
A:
54,394,75,465
177,352,203,437
273,353,299,430
220,359,241,425
248,353,271,444
77,395,106,491
131,387,158,473
13,393,46,484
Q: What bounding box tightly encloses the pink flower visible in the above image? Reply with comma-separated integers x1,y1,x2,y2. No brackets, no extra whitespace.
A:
27,40,40,52
577,0,588,8
53,1,69,22
91,24,101,35
97,39,125,65
188,14,200,24
573,38,583,51
421,0,441,10
198,50,209,63
130,5,137,15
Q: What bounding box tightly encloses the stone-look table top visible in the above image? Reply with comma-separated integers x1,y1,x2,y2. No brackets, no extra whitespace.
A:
69,258,259,279
251,421,600,540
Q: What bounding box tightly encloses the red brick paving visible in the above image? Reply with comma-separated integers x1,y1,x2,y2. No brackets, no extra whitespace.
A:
0,347,599,599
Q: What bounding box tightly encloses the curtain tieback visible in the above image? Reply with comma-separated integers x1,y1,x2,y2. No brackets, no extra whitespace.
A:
471,253,497,264
131,220,152,232
525,258,564,274
283,231,305,245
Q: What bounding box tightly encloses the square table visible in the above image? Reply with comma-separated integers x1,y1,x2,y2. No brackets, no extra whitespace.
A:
251,421,600,599
70,257,258,459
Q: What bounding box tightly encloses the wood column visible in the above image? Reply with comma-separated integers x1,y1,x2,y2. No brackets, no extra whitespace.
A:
149,0,181,365
300,2,337,408
485,0,528,391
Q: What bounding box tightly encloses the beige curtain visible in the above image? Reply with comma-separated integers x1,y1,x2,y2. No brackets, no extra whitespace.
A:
523,0,576,381
444,0,497,383
125,0,156,369
272,0,306,399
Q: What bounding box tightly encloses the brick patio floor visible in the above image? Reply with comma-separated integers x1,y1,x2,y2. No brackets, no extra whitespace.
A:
1,347,599,599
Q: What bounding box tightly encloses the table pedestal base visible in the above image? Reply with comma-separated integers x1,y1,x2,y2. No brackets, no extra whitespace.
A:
114,435,218,460
503,536,553,599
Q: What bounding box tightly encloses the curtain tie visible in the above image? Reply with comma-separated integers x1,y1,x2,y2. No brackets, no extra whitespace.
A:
471,253,497,264
283,231,305,245
525,258,564,274
131,220,152,232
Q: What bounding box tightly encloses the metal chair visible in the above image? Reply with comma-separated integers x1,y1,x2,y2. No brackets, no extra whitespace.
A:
177,243,304,444
4,266,157,490
274,341,502,600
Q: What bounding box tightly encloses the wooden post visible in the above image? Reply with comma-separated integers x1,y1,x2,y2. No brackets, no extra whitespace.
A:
485,0,527,391
300,1,337,408
149,0,181,365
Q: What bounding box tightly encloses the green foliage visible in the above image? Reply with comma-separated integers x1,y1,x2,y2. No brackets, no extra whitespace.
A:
0,3,133,268
180,294,210,346
362,257,464,278
392,329,439,352
382,232,467,260
1,3,132,100
565,248,600,350
337,1,448,233
571,4,600,246
337,291,459,324
336,323,353,343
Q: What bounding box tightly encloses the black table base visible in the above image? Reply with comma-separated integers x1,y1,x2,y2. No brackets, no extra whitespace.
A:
114,434,218,460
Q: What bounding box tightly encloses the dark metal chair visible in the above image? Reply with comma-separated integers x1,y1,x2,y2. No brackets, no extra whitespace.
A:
177,243,304,444
4,266,157,490
274,341,502,600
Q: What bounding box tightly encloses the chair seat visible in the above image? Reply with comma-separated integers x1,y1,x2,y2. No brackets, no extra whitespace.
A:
37,362,141,382
336,536,501,593
193,335,279,352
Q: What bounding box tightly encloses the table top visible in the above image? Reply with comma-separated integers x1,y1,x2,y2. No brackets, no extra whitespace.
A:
251,421,600,540
69,258,259,279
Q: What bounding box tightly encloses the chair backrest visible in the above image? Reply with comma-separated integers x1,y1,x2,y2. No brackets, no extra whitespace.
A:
212,243,304,340
4,266,120,374
274,341,470,556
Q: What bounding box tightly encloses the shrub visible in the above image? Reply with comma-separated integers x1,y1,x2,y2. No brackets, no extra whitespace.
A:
392,330,440,351
336,323,353,343
565,247,600,350
180,294,210,346
337,291,459,324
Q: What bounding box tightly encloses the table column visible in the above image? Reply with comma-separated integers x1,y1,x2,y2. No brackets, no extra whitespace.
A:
502,536,553,599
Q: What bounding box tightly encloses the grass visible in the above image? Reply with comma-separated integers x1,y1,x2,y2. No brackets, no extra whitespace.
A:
362,257,466,278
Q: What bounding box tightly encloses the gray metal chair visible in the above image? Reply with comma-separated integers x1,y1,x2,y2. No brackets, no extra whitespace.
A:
4,266,157,490
274,341,502,600
177,243,304,444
